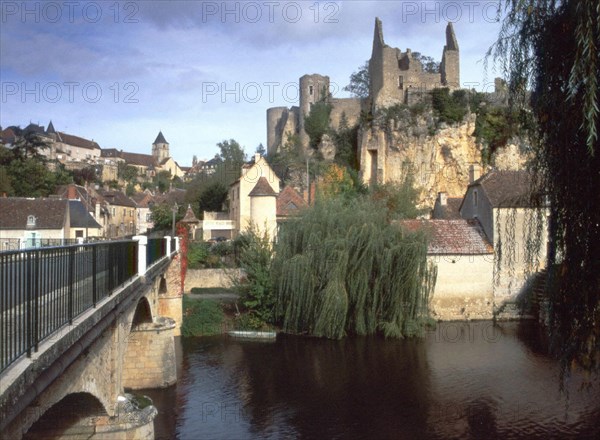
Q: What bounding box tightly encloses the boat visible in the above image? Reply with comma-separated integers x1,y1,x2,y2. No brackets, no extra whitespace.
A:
228,330,277,340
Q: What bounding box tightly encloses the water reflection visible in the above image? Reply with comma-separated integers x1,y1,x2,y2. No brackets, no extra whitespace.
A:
148,321,599,439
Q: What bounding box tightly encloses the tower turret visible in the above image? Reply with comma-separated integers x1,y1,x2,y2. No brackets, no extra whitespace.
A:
152,131,170,163
441,22,460,89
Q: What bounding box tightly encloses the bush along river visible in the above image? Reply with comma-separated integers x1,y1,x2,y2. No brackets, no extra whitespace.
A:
141,321,600,439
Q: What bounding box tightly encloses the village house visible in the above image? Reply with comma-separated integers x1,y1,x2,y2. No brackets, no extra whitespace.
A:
399,219,494,320
131,190,156,235
199,154,307,241
420,168,548,319
96,190,137,238
0,198,72,250
459,169,548,304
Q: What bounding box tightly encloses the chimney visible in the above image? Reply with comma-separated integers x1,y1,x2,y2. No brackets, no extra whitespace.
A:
438,192,448,206
469,164,481,183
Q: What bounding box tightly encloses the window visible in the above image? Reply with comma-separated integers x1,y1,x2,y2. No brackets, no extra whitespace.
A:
123,208,126,216
146,213,152,222
309,85,314,95
75,230,84,238
398,76,404,89
474,190,478,208
26,215,36,227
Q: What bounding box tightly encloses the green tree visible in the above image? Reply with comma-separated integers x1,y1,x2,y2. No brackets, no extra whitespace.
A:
150,202,184,231
198,181,228,213
216,139,247,185
343,61,370,98
490,0,600,375
118,162,138,183
304,100,332,149
412,52,441,73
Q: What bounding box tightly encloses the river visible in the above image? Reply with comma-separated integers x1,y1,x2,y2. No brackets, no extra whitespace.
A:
144,321,600,439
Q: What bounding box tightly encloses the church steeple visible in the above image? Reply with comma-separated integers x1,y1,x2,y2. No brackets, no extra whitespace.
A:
152,131,170,163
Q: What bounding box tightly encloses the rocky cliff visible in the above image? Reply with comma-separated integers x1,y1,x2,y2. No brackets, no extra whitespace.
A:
358,110,527,208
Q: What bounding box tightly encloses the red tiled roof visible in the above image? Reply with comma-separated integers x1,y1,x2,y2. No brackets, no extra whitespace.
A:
248,177,277,197
277,186,307,217
0,198,68,229
398,219,493,255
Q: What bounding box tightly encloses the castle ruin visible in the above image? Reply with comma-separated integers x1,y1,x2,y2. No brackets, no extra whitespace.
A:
266,18,460,155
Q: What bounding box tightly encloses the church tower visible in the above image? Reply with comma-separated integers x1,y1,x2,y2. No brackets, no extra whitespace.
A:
152,131,169,163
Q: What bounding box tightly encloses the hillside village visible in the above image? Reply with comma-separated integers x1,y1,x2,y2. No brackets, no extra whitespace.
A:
0,17,545,321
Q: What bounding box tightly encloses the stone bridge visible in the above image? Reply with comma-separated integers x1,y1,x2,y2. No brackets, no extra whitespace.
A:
0,237,183,439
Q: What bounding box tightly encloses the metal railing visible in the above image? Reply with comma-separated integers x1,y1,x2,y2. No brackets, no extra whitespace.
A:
146,238,167,267
0,238,80,252
0,241,137,372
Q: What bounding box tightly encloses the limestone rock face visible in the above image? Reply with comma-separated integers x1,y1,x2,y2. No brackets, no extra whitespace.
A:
359,113,527,209
492,142,528,171
318,133,336,162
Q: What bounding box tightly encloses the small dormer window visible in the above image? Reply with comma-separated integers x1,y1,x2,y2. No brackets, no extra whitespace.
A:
27,215,36,227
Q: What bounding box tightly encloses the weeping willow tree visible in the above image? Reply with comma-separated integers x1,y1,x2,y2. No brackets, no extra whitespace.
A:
272,197,436,339
489,0,600,374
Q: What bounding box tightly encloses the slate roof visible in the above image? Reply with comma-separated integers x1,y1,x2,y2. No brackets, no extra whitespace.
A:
56,132,100,150
433,197,463,219
154,131,168,144
0,198,68,230
463,170,533,209
131,191,155,208
97,190,137,208
277,186,307,217
248,177,277,197
398,219,493,255
120,152,157,168
69,200,102,229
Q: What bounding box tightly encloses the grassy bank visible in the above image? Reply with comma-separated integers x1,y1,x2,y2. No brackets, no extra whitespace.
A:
181,296,225,337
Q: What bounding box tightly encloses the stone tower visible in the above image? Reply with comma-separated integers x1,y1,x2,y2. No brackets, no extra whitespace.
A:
440,22,460,88
152,131,169,163
299,74,330,147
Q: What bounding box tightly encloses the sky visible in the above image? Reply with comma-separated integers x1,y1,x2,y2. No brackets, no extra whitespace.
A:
1,1,505,167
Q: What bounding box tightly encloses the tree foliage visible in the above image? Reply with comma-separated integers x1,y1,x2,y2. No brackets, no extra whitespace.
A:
0,133,72,197
304,100,332,149
412,52,441,73
198,181,228,213
431,88,469,124
490,0,600,375
272,196,436,339
343,61,370,98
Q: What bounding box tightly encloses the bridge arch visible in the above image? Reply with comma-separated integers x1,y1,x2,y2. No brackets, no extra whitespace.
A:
131,296,153,328
23,392,107,439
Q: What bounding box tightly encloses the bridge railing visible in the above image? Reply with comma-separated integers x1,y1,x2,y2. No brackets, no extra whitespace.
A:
146,238,166,268
0,240,137,373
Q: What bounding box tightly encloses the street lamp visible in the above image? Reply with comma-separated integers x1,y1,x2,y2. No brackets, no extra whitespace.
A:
171,202,178,237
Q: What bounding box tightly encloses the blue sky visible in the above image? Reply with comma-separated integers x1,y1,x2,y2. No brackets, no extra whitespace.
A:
1,1,504,166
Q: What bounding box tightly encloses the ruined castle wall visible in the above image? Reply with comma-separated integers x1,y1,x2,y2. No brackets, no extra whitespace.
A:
372,47,406,108
441,50,460,88
329,98,362,130
267,107,287,154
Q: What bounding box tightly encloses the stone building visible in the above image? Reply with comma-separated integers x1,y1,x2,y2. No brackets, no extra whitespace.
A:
370,18,459,109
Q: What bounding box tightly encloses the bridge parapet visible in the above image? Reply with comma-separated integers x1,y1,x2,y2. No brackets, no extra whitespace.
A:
0,238,182,439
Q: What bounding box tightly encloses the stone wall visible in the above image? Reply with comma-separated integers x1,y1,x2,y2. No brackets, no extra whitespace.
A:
429,255,494,320
122,318,177,389
184,268,244,291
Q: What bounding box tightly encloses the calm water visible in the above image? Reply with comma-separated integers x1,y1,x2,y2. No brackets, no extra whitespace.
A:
144,322,600,439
